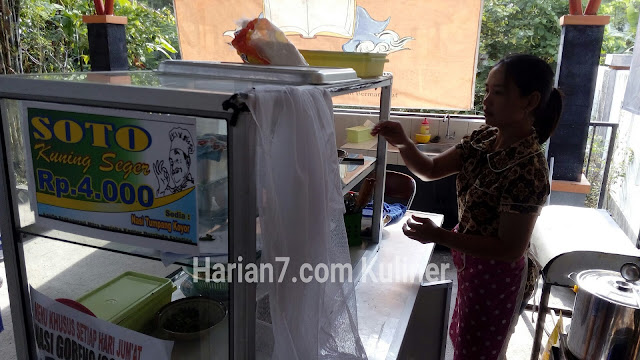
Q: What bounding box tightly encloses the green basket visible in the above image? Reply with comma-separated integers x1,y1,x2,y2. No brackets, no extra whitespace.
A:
344,212,363,247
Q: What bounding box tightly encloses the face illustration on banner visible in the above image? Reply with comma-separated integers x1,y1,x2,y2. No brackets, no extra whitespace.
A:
153,127,195,197
26,105,199,247
169,148,189,185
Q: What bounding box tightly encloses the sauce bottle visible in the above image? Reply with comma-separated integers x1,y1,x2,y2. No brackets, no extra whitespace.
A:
420,119,430,135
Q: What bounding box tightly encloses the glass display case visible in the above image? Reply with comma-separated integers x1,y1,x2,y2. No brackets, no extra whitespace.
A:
0,62,392,359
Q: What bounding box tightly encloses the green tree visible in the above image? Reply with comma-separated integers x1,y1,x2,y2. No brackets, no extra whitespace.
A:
19,0,90,73
0,0,22,73
4,0,637,78
15,0,179,73
600,0,638,54
473,0,637,111
113,0,179,69
474,0,567,111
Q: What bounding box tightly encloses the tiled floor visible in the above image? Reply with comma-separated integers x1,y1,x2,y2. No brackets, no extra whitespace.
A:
429,247,575,360
1,259,17,360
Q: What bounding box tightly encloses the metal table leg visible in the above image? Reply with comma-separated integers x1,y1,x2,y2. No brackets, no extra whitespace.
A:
530,283,552,360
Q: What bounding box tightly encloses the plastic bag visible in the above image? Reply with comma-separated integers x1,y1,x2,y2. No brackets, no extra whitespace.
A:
542,311,563,360
231,18,308,66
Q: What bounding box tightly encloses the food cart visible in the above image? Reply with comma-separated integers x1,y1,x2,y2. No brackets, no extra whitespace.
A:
0,61,393,359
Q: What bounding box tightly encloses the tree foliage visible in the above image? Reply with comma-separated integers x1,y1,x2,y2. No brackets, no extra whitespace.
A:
2,0,638,90
17,0,179,73
472,0,638,111
0,0,22,73
481,0,567,64
112,0,179,69
473,0,567,111
600,0,638,54
20,0,87,73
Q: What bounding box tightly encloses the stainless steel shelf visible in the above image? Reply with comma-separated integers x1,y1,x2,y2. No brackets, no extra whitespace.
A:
341,157,376,195
322,75,393,96
18,224,214,267
158,60,360,85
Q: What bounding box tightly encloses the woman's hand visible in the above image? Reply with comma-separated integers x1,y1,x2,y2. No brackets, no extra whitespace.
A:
402,215,441,244
371,121,411,148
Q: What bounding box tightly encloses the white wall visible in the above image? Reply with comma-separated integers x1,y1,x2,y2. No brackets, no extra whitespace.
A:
333,113,484,165
595,66,640,245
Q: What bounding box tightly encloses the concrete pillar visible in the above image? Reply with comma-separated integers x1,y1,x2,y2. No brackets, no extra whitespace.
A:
548,15,610,181
82,15,129,71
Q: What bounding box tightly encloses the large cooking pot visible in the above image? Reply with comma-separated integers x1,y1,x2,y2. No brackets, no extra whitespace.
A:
567,263,640,359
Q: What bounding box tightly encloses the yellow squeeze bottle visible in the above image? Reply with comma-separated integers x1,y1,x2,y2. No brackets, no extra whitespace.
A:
416,118,431,143
420,119,430,135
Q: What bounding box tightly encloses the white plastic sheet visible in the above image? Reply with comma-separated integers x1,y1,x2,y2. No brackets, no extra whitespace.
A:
248,86,366,359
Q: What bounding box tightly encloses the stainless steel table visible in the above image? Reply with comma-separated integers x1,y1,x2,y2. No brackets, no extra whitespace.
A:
356,210,445,359
163,210,445,359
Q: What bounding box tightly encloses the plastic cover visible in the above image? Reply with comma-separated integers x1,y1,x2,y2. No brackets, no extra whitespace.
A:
248,85,366,359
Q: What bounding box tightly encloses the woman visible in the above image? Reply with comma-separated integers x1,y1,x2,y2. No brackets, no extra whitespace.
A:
372,54,562,359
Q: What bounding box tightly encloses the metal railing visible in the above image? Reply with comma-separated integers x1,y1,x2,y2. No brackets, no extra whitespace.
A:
584,121,619,209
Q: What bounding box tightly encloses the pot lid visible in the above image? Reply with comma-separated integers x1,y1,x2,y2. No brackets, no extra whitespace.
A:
577,269,640,309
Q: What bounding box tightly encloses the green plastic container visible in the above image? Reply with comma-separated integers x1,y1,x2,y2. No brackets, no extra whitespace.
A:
76,271,175,333
299,50,389,78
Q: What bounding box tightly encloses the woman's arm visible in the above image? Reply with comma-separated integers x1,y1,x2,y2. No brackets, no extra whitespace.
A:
400,145,462,181
371,121,462,181
404,212,538,262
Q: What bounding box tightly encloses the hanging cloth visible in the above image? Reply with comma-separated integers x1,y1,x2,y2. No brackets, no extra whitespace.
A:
247,86,367,360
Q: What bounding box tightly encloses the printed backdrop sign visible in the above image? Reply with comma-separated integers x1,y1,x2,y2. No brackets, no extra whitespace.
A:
174,0,483,110
25,103,198,248
30,287,173,360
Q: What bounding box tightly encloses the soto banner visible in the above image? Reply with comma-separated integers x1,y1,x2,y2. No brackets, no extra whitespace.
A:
25,103,198,250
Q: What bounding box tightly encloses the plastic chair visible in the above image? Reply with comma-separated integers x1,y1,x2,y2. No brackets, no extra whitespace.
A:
359,170,416,237
384,170,416,209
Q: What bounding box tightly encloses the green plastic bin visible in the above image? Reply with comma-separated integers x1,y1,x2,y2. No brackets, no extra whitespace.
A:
299,50,389,78
344,212,363,247
76,271,175,333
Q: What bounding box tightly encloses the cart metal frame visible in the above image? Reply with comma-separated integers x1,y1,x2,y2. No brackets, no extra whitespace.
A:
0,69,392,359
